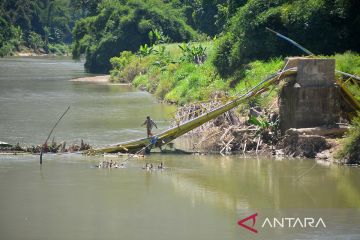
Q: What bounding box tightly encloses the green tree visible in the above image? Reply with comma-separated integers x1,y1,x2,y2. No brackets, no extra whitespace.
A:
69,0,98,17
37,0,71,51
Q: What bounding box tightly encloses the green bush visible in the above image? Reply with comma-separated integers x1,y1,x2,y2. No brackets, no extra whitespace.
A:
0,18,23,56
110,52,156,83
336,113,360,164
110,51,134,70
48,43,70,55
0,42,14,57
28,31,44,51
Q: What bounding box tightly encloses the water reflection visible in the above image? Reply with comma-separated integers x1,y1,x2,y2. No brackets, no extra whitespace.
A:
159,155,360,212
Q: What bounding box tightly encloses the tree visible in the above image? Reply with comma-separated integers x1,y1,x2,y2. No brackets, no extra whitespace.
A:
69,0,98,17
37,0,71,51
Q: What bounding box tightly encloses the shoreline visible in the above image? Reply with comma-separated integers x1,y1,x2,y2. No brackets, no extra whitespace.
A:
14,52,69,57
70,75,110,83
70,75,131,85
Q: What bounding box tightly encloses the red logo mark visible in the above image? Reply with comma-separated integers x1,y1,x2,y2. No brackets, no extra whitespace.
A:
237,213,258,233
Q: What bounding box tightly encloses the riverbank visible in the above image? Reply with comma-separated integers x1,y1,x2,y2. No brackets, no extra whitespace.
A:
1,45,71,57
108,42,360,164
70,75,133,86
170,99,357,165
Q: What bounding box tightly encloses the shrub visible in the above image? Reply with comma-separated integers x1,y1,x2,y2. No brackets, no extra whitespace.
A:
110,51,135,71
110,52,155,83
336,113,360,164
48,43,70,55
28,31,44,52
0,19,23,56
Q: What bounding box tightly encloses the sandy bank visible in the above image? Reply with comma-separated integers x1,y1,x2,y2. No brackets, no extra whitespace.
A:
70,75,132,85
70,75,110,83
15,52,48,57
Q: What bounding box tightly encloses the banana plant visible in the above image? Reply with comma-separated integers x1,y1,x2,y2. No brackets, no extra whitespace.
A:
178,43,207,64
138,44,154,57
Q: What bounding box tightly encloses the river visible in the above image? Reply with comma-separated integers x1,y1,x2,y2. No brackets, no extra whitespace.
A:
0,57,359,240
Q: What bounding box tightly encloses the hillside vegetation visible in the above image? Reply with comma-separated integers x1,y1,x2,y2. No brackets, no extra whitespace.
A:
110,41,360,105
72,0,196,73
0,0,80,56
2,0,360,73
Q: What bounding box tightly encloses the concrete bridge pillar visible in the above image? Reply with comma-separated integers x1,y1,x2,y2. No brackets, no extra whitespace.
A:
279,58,340,134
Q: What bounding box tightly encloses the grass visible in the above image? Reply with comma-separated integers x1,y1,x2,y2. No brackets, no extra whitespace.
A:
334,51,360,102
334,51,360,75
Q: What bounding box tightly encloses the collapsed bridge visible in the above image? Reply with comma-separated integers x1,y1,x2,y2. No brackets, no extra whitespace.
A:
90,57,360,154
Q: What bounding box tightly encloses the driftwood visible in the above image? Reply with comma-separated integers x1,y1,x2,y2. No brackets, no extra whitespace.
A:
172,91,282,154
286,127,348,138
0,141,92,155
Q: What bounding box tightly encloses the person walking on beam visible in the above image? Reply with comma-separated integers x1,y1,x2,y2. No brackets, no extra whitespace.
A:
141,116,158,138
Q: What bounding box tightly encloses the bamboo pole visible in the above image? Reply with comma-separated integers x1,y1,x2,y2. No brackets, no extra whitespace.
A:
40,106,70,165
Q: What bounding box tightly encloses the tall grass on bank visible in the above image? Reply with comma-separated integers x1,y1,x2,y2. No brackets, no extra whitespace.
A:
110,42,229,105
110,42,287,105
110,41,360,109
334,51,360,102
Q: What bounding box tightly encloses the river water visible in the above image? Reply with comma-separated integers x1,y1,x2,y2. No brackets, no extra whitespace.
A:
0,57,360,240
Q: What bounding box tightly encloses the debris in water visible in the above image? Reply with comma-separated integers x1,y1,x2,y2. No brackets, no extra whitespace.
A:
96,160,126,169
142,162,165,171
0,139,92,154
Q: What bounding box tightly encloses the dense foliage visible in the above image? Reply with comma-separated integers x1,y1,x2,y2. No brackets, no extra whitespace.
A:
0,0,93,55
72,0,196,73
2,0,360,77
214,0,360,77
